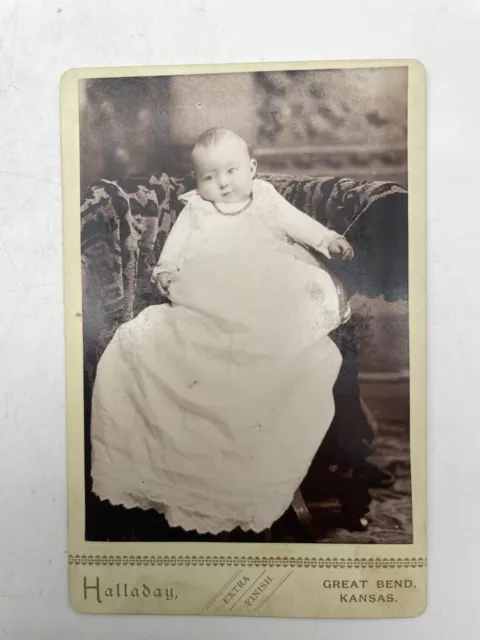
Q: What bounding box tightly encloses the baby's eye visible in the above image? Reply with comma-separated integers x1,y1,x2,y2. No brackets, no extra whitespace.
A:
228,168,237,174
204,175,213,181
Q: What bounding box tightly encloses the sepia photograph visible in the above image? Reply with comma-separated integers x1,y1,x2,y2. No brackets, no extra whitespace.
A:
78,66,412,546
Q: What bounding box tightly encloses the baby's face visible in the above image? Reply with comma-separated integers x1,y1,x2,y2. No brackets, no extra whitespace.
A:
193,138,257,204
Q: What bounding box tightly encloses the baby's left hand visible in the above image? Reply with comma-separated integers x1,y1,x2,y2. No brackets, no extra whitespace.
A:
328,237,354,261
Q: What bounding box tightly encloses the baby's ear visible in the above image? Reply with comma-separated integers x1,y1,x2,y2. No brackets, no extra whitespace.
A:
250,158,258,175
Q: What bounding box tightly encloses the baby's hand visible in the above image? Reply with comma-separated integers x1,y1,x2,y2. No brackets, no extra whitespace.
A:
156,272,173,296
328,237,354,261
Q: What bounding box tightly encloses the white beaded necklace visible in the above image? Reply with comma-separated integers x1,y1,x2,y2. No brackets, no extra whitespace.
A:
212,193,253,216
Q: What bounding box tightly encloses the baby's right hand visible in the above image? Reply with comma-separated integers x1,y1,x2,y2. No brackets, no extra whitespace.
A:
156,272,173,297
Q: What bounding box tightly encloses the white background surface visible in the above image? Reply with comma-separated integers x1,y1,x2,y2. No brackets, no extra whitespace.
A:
0,0,478,637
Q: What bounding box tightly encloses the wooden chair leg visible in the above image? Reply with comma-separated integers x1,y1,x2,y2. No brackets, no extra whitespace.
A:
359,395,379,435
291,488,316,539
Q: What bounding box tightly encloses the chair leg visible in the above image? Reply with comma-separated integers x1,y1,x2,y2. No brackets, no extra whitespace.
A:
359,395,379,435
291,488,316,539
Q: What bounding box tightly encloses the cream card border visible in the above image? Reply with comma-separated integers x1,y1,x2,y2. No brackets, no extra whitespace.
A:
61,58,426,618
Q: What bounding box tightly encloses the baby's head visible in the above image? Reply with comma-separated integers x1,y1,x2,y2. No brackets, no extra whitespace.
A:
192,128,257,204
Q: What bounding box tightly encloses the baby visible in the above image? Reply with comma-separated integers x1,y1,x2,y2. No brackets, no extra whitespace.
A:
91,128,356,536
154,128,353,297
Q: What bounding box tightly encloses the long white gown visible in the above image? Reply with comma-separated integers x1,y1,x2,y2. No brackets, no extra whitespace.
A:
91,179,345,534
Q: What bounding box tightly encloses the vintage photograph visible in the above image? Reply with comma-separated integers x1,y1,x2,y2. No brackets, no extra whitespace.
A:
79,66,412,546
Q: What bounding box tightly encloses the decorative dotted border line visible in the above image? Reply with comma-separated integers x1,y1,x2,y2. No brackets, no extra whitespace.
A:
69,555,427,569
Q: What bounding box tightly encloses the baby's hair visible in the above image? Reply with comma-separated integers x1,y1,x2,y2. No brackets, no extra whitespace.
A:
191,128,251,161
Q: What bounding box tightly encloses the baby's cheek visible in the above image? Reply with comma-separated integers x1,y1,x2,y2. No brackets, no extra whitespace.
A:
199,183,216,201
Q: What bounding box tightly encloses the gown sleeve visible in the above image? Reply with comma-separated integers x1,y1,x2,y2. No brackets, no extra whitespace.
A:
151,201,194,281
271,185,342,259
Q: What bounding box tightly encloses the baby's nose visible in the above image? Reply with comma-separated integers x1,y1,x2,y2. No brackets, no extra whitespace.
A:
218,174,230,188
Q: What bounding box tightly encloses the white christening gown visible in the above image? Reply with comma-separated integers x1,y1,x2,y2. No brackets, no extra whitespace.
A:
91,179,345,534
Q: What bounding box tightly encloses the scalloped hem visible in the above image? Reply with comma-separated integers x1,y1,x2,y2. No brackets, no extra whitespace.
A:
92,487,279,535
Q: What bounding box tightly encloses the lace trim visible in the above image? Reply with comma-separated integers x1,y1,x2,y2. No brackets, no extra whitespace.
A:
92,485,288,535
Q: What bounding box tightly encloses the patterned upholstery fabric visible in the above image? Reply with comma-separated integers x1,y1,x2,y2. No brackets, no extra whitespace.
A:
81,171,407,378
